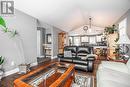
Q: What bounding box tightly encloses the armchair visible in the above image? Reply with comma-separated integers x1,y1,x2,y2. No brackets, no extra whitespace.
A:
97,58,130,87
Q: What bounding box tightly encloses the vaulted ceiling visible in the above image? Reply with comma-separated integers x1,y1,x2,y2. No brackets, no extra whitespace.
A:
14,0,130,32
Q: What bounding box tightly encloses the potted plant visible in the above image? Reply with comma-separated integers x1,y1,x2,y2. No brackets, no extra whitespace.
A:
0,16,18,37
0,56,4,69
104,25,117,34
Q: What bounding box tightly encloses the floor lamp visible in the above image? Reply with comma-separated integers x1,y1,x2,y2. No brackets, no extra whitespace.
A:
117,34,130,60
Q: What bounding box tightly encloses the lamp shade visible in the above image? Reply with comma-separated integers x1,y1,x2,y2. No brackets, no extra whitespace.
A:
117,34,130,44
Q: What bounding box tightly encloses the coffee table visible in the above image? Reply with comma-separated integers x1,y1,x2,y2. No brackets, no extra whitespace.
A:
14,62,75,87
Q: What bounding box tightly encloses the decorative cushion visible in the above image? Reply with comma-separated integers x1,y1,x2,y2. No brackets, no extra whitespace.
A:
64,51,72,57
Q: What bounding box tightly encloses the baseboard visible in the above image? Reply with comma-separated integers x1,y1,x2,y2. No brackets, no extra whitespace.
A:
52,56,57,59
37,55,45,58
4,62,38,77
4,68,19,77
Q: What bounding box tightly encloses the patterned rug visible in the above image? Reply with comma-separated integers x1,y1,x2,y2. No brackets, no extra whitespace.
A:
71,74,94,87
57,68,94,87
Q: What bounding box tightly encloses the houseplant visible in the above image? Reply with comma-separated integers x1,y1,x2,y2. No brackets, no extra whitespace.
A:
104,25,117,34
0,16,18,37
0,56,4,69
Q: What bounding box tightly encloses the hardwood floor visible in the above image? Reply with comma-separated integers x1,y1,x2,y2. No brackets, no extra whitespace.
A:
0,57,105,87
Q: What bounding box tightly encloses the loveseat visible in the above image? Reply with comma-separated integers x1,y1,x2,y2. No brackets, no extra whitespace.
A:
97,59,130,87
58,46,95,72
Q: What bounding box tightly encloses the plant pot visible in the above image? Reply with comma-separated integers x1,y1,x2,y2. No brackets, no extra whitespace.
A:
0,65,3,69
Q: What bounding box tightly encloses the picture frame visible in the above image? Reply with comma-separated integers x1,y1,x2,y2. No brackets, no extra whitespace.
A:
46,34,51,44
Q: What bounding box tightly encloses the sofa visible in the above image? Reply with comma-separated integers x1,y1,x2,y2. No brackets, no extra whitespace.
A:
58,46,95,72
97,59,130,87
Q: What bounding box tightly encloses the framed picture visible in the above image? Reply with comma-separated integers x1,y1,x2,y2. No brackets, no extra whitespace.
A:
46,34,51,44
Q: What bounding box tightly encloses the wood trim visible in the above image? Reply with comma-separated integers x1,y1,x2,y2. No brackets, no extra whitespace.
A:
14,79,32,87
50,64,75,87
14,62,75,87
14,62,56,87
107,56,128,64
63,76,74,87
58,32,66,53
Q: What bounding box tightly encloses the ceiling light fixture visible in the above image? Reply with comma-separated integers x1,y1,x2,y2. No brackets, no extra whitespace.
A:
83,26,88,31
83,17,92,32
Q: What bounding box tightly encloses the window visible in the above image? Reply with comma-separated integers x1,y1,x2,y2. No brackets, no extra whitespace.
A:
69,36,73,45
68,35,104,45
117,18,130,44
96,35,102,42
81,36,89,42
119,18,127,36
73,36,80,46
89,36,96,44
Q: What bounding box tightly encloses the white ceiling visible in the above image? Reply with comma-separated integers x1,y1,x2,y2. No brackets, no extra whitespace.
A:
14,0,130,32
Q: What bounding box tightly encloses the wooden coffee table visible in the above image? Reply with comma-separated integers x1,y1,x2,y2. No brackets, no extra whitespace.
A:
14,62,75,87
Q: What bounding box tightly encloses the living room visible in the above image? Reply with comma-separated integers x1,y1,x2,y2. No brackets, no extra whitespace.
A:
0,0,130,87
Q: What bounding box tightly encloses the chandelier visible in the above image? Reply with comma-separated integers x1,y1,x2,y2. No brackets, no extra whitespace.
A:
83,17,92,32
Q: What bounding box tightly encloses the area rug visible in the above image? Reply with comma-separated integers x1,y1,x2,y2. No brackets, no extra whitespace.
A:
71,74,94,87
58,68,94,87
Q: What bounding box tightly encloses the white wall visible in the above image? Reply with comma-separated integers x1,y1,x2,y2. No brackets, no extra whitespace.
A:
0,9,37,72
52,27,63,58
37,20,63,58
37,30,41,57
45,27,53,49
37,20,53,49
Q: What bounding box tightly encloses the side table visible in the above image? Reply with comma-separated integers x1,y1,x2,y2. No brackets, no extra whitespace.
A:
107,57,128,63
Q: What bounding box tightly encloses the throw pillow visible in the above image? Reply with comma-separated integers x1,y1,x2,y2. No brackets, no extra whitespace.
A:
64,51,72,57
